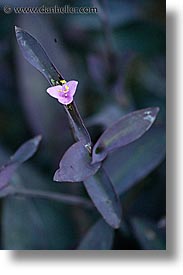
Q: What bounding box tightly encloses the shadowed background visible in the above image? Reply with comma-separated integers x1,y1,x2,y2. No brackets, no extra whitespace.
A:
0,0,165,250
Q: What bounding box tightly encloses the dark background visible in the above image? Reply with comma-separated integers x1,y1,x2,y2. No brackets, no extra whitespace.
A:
0,0,166,250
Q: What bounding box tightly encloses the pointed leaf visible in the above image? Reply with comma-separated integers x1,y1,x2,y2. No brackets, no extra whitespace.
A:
10,135,42,164
0,136,41,190
83,168,121,229
54,141,101,183
15,26,64,85
92,107,159,163
15,26,92,154
131,217,166,250
104,125,165,195
15,16,77,159
78,219,114,250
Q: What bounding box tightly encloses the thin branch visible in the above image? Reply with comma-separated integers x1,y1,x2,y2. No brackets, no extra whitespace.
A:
6,188,93,209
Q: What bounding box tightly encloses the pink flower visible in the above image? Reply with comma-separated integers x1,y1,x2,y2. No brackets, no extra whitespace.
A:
47,80,78,105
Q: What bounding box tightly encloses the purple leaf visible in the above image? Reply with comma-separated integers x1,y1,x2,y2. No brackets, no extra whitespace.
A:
0,136,41,190
104,125,165,195
16,16,76,160
92,107,160,164
0,164,18,190
10,135,42,163
54,141,101,183
78,219,114,250
15,26,64,85
83,168,121,229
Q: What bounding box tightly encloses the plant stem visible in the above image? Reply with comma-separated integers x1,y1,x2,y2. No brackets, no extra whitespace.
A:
64,101,92,153
6,187,93,209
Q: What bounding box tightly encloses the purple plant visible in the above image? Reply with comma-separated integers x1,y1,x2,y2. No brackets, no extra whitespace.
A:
0,136,42,193
13,26,160,229
0,136,93,208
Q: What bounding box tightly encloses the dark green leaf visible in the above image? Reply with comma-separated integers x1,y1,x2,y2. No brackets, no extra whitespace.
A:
104,125,165,195
131,217,166,250
78,219,114,250
54,141,101,182
84,168,121,229
15,26,64,85
92,107,159,164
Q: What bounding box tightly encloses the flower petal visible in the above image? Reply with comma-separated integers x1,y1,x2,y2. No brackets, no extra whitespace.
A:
58,94,73,105
66,80,78,96
47,85,62,99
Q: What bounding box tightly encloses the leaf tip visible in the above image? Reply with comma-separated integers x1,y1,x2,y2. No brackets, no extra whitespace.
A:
113,221,121,229
110,208,122,229
151,106,160,115
15,25,22,34
36,134,42,141
155,106,160,115
143,107,160,125
106,215,121,229
53,169,61,182
151,106,160,116
33,135,42,146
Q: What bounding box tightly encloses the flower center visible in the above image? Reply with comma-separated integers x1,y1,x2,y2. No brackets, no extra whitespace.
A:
57,83,69,96
63,85,69,93
58,79,70,95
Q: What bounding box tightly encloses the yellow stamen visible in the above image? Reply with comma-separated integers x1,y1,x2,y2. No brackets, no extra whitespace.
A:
60,79,67,84
57,85,69,94
64,85,69,93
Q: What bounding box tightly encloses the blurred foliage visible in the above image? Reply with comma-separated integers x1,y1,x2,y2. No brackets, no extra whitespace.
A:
0,0,165,249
